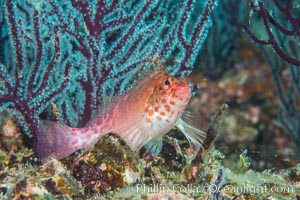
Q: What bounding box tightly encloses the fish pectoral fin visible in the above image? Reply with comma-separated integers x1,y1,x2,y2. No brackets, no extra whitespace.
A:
176,111,207,152
144,136,163,156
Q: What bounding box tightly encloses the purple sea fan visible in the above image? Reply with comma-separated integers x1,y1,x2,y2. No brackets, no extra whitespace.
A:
0,0,218,136
48,0,218,127
0,0,71,136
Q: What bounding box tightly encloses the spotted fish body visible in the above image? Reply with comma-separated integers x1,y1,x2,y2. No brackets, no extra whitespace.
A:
36,69,206,159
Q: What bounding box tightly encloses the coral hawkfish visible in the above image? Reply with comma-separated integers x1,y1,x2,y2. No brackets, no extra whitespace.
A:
36,67,206,159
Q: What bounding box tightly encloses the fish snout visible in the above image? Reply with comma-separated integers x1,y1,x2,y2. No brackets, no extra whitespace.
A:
175,82,192,100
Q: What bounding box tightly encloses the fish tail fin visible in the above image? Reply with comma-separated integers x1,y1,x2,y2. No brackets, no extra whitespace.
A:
35,120,95,159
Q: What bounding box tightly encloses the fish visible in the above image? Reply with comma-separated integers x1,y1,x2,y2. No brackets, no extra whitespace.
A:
35,67,207,159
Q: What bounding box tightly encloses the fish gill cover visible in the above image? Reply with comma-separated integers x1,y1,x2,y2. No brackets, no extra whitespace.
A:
0,0,217,135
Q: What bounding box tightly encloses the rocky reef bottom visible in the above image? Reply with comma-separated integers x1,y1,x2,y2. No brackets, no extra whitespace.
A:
0,107,299,199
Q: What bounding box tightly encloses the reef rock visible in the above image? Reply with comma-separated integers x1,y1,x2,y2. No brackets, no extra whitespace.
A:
72,133,142,194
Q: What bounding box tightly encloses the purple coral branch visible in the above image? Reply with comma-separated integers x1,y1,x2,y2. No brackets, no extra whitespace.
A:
116,20,163,68
6,1,24,91
242,0,300,66
0,68,12,89
28,11,42,96
103,0,152,61
96,0,129,32
72,0,131,39
32,27,61,97
242,25,269,45
178,0,217,73
49,2,91,58
190,0,216,49
1,1,72,134
32,62,72,112
60,0,159,126
272,0,299,34
0,93,38,134
30,0,217,127
178,0,191,49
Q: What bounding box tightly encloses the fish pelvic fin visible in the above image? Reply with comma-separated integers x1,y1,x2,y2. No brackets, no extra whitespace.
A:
144,136,163,156
35,120,100,160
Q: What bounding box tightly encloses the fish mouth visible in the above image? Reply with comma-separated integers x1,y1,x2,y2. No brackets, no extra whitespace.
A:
176,82,192,99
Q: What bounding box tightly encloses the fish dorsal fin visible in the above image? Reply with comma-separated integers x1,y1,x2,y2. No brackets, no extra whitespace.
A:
176,110,207,152
100,96,117,107
87,95,120,126
144,136,163,156
131,56,166,85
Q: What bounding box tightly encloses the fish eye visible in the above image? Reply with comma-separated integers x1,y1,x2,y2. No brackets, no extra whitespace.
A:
164,80,170,85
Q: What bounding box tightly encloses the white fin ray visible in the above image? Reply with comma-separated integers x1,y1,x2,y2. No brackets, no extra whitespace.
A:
144,136,163,156
116,123,149,151
111,100,150,151
176,111,206,152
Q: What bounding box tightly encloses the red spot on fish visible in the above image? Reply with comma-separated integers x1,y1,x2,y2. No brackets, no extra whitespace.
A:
160,112,165,116
146,118,152,124
91,127,98,133
154,106,159,112
86,134,92,140
156,116,162,121
164,105,171,112
170,101,175,105
72,139,78,145
82,127,88,132
148,109,154,116
72,130,77,136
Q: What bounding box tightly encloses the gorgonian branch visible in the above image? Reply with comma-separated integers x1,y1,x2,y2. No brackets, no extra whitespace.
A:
242,0,300,66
